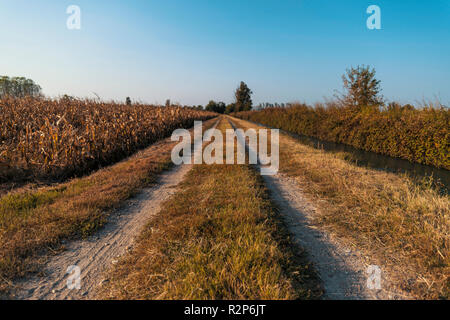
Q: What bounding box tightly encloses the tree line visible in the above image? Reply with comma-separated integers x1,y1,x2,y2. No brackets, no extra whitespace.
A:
0,76,42,98
203,81,254,114
196,65,387,114
4,65,420,114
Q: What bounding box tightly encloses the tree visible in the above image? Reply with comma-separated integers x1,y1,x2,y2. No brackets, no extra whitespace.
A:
165,99,171,107
338,65,383,108
205,100,226,114
234,81,253,112
216,102,226,114
0,76,42,98
126,97,132,105
225,103,236,114
205,100,216,112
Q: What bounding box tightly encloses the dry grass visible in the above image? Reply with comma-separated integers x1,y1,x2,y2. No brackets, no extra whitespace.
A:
0,118,218,294
232,117,449,300
99,119,321,300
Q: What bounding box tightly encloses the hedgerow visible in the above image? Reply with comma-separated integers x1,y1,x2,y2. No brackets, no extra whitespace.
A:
237,104,449,169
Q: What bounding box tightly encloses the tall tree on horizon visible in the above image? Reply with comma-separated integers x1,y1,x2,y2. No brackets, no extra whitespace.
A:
235,81,253,112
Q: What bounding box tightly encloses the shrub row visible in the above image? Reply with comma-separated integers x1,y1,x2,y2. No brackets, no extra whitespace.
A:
237,104,449,170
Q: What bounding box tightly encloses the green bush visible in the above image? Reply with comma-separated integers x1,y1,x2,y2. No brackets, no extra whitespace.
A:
237,104,449,170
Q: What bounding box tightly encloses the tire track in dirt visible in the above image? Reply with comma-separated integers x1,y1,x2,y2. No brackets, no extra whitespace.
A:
228,117,407,300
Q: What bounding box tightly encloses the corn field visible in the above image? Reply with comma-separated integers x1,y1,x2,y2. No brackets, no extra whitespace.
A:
0,97,214,182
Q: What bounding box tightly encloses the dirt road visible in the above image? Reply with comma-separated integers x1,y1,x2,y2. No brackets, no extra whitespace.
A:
12,120,219,300
12,117,407,300
228,117,407,300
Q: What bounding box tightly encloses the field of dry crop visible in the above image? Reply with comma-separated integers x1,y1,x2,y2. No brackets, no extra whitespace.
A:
0,97,214,184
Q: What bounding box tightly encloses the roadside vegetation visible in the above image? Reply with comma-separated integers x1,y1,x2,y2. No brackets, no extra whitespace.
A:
99,119,321,300
0,119,218,295
237,66,449,169
232,117,449,299
0,97,214,184
237,104,448,169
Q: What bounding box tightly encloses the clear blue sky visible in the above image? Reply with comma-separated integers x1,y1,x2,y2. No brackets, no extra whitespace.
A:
1,0,449,105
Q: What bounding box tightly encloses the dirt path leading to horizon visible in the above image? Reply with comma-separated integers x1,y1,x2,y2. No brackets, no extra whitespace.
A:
228,117,408,300
10,116,410,300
